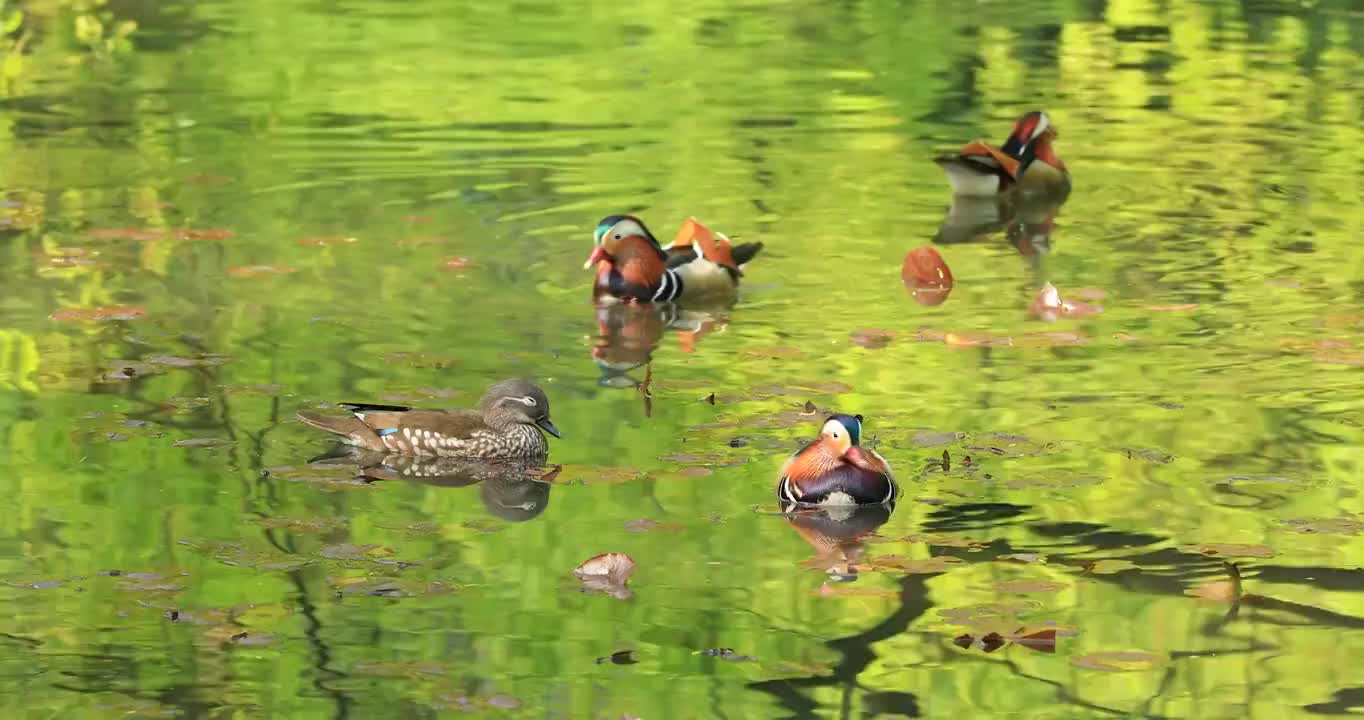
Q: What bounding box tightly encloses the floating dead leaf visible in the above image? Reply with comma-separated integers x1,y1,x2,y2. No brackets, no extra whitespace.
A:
944,332,1011,348
1315,352,1364,366
812,584,897,599
939,602,1038,624
980,632,1006,653
865,555,964,574
87,228,235,241
697,648,757,662
319,543,391,561
901,247,954,306
172,438,234,448
353,660,449,678
743,346,804,360
51,305,146,321
904,534,985,550
1282,517,1364,535
1071,650,1163,672
299,236,358,247
146,354,229,368
1142,304,1199,311
97,362,158,382
575,553,634,580
703,393,716,404
802,400,817,414
227,265,296,278
1005,628,1058,653
850,329,896,349
1087,559,1139,574
1001,553,1046,564
1188,543,1274,559
1028,283,1103,322
551,464,643,485
911,431,962,447
443,256,475,270
596,650,638,665
1113,446,1174,464
624,518,687,534
574,553,635,598
1188,562,1243,603
993,580,1067,594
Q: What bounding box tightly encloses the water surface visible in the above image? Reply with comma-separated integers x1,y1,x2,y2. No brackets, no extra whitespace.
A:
3,0,1364,717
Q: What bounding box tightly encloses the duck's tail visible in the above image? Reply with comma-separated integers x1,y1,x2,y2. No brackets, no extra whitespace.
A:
296,411,385,451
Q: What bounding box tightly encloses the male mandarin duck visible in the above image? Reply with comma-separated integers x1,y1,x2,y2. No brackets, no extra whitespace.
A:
935,111,1070,196
777,414,897,506
583,214,763,303
297,380,559,459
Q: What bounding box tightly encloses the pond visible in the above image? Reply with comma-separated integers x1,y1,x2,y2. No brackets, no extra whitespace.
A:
2,0,1364,717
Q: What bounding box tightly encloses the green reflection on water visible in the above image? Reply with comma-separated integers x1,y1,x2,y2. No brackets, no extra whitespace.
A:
3,0,1364,717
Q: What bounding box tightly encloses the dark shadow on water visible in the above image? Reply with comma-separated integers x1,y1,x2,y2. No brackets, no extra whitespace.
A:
750,501,1364,719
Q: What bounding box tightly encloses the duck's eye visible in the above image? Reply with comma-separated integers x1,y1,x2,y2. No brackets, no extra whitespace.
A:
832,432,840,439
521,396,537,407
614,233,621,240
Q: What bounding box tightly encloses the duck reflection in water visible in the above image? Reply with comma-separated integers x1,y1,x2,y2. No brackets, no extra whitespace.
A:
781,501,894,581
933,191,1068,265
309,448,559,522
590,301,730,389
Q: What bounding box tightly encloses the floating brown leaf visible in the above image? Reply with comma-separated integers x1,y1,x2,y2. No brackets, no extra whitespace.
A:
1027,282,1103,322
1188,543,1274,559
443,256,474,270
299,236,358,247
623,519,685,534
1006,628,1058,653
812,584,897,599
1071,650,1162,672
574,552,635,599
1087,559,1139,574
50,305,146,321
172,438,235,448
227,265,296,278
993,580,1067,594
901,247,954,306
850,329,896,349
865,555,964,574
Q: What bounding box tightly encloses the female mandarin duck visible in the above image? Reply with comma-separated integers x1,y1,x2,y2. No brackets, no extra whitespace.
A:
583,214,763,303
778,414,897,506
935,111,1070,197
297,380,560,459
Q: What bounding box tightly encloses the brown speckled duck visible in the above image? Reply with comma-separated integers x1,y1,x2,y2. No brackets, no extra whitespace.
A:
297,380,559,459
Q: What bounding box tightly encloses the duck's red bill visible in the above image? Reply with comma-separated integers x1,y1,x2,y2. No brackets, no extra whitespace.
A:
583,246,609,269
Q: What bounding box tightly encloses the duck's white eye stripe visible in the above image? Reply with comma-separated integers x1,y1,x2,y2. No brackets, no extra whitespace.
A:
520,396,537,407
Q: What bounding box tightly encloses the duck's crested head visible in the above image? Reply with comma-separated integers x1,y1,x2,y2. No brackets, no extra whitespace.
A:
817,413,887,474
1001,110,1056,157
585,214,666,269
819,414,864,452
594,215,659,247
480,380,560,438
